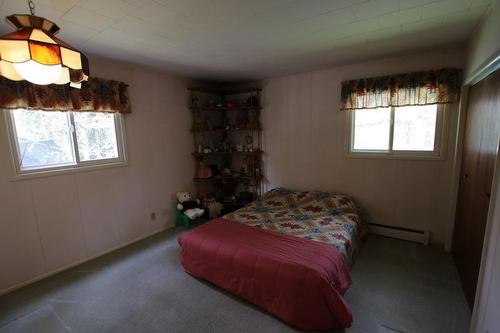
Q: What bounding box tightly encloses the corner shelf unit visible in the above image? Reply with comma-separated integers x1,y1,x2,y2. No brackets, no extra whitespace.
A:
189,86,263,214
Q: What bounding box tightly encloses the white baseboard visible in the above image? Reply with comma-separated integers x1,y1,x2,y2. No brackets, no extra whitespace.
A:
0,226,174,296
368,223,430,246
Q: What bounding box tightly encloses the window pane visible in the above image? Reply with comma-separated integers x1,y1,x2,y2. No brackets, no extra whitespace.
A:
353,108,391,151
74,112,119,161
12,110,75,170
393,105,437,151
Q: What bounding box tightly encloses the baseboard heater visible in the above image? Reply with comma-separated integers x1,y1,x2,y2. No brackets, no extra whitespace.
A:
368,223,430,246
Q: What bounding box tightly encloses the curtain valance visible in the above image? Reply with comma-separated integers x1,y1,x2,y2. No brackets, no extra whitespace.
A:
0,77,131,113
340,68,461,110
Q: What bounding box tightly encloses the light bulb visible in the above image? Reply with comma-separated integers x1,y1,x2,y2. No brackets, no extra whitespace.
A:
14,60,63,85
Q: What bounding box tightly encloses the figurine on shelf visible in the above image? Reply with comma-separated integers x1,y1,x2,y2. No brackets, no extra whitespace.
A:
255,167,261,177
247,109,260,129
243,155,255,176
246,95,259,107
244,135,253,152
196,159,212,179
248,179,257,193
237,144,244,152
223,116,231,131
191,94,199,108
197,135,205,153
226,100,237,108
236,110,248,129
192,110,206,130
220,141,231,152
216,98,225,108
221,168,232,176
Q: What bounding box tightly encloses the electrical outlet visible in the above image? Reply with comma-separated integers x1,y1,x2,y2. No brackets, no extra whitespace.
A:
150,212,156,221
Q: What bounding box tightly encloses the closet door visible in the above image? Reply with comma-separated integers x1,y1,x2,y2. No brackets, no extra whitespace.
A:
453,69,500,309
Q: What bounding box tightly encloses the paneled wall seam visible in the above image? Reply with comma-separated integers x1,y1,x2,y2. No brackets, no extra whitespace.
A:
27,181,47,271
72,173,89,256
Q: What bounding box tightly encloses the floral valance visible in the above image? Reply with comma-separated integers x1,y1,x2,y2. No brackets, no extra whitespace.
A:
340,68,462,110
0,77,131,113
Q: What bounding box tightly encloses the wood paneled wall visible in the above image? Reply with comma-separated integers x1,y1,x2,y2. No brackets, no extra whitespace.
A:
453,69,500,308
262,48,464,246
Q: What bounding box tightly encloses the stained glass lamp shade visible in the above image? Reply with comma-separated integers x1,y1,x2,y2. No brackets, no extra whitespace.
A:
0,14,89,88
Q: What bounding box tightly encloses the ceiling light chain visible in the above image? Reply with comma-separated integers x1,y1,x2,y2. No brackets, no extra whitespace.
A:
0,0,90,87
28,0,35,15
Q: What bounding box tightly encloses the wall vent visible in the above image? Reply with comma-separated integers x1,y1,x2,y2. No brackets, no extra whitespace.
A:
368,223,430,246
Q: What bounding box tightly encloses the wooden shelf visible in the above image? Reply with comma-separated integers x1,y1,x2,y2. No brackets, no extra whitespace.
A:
190,85,263,204
190,127,262,133
190,128,224,133
193,175,263,182
192,150,262,157
190,106,262,112
188,87,262,95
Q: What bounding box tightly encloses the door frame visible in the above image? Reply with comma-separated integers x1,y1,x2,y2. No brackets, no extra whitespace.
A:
445,53,500,252
445,52,500,333
469,137,500,333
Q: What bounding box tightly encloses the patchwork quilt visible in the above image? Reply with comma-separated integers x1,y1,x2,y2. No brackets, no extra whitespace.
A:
224,188,362,264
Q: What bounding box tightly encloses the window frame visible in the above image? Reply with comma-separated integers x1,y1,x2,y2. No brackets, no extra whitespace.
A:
3,109,128,180
346,104,447,160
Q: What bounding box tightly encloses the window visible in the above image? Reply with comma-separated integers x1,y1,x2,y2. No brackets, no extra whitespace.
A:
5,109,126,175
348,104,445,158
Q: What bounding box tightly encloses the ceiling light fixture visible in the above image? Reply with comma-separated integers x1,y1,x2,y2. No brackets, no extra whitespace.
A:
0,0,89,88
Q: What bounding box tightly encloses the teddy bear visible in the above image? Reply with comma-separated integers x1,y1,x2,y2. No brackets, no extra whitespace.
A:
176,192,205,220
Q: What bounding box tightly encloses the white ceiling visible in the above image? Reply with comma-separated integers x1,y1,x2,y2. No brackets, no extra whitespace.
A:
0,0,496,80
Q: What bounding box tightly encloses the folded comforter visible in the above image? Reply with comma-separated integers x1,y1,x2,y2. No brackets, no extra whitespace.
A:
178,218,353,330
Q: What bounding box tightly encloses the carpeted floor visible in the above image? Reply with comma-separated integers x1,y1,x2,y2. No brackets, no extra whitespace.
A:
0,228,470,333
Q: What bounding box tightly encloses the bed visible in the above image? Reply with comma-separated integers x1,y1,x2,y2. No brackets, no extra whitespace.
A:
178,188,363,330
224,188,362,266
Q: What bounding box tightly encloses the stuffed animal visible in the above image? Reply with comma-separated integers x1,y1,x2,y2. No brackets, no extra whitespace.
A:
176,192,205,220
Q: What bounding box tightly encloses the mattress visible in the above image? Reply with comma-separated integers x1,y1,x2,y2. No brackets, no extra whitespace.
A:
224,188,362,265
178,218,353,330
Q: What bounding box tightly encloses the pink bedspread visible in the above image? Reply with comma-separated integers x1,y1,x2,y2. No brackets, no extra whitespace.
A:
178,218,353,330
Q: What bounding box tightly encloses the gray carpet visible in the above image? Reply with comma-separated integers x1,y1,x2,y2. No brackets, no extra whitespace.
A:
0,228,470,333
